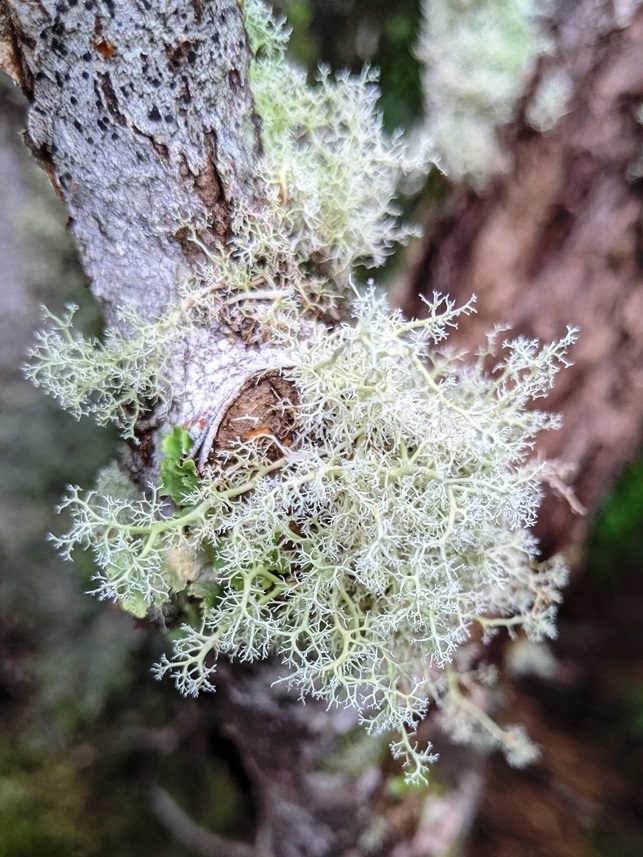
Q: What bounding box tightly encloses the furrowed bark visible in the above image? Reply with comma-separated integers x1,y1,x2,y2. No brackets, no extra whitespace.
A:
390,5,643,854
399,2,643,561
0,3,375,855
1,0,261,320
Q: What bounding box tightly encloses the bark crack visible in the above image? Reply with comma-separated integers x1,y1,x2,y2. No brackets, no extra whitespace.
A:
0,0,34,96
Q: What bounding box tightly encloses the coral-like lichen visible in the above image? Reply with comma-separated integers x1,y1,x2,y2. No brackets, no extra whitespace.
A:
26,0,575,782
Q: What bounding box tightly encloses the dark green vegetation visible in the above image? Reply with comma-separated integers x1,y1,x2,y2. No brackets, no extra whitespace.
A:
586,456,643,579
275,0,423,131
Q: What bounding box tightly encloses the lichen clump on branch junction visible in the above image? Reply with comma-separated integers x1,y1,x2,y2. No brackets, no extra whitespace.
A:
25,0,575,783
50,288,575,782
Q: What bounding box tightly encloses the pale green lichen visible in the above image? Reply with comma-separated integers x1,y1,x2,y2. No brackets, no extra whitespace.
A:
26,0,575,783
417,0,552,186
247,0,429,276
526,68,572,133
54,290,575,783
25,305,176,438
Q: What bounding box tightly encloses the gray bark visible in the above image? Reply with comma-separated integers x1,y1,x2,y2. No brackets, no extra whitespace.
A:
0,0,296,477
1,0,261,321
398,1,643,560
0,3,375,856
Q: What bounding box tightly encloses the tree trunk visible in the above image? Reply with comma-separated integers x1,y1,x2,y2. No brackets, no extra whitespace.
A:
1,0,261,320
0,2,375,855
393,5,643,849
398,2,643,562
3,1,643,856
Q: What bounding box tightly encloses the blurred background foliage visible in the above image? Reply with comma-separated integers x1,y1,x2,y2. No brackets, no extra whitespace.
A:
586,456,643,580
273,0,424,130
0,2,642,855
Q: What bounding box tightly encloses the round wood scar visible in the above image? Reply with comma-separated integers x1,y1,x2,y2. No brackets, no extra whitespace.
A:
210,371,299,461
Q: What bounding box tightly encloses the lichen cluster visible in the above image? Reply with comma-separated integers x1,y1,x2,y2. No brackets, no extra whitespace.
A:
176,0,430,345
25,0,574,782
246,0,428,275
42,286,574,782
416,0,552,185
25,304,176,439
157,292,573,781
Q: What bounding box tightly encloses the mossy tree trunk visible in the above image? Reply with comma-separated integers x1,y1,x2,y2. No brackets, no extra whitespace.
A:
0,3,370,856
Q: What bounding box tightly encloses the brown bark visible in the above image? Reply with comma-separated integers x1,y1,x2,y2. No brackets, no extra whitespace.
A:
389,7,643,851
399,3,643,561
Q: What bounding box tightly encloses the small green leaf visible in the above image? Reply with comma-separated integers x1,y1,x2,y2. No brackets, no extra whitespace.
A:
160,426,199,505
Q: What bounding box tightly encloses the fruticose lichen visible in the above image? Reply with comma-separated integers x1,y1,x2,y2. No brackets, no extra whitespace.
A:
416,0,553,186
26,0,575,783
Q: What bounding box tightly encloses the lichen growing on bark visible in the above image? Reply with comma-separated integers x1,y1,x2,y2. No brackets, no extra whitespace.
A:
26,0,575,783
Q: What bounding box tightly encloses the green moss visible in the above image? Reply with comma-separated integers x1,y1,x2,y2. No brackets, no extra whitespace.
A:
0,749,96,857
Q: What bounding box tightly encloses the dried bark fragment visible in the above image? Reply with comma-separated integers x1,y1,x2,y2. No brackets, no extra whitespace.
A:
212,370,298,458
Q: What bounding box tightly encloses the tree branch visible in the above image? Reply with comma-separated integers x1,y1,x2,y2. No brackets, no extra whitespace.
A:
1,0,262,323
0,5,381,855
0,0,298,485
149,782,256,857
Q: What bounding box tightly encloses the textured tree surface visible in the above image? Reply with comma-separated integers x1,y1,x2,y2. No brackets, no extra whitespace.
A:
1,0,261,319
0,3,367,856
390,4,643,854
400,2,643,563
0,0,293,483
2,1,643,856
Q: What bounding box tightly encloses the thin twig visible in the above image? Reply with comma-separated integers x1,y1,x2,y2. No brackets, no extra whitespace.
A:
148,782,256,857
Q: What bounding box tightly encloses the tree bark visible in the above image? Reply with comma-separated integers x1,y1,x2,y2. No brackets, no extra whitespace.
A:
0,0,294,482
3,1,643,855
0,3,375,855
1,0,261,320
398,1,643,562
391,5,643,850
